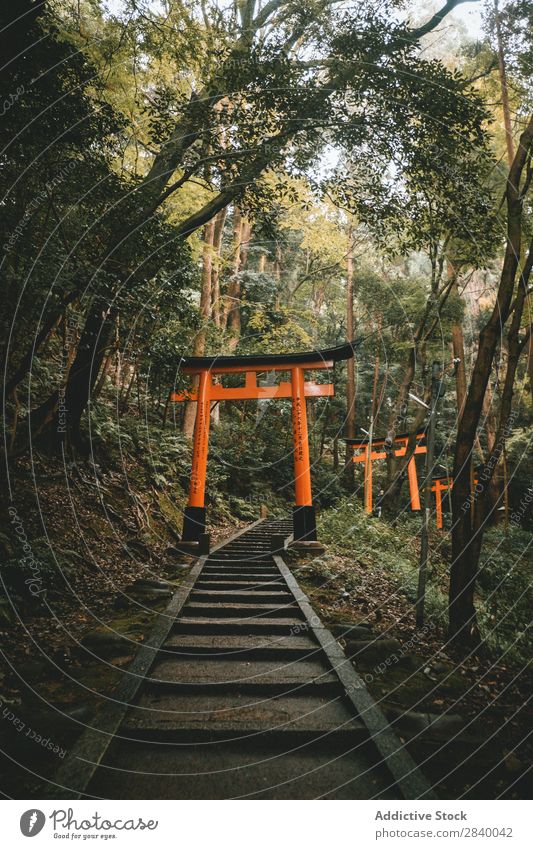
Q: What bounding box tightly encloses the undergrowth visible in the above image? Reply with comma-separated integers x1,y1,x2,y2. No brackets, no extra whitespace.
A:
318,497,532,666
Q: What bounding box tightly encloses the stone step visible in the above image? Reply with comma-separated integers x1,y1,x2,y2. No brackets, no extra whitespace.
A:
182,602,299,619
202,568,281,576
209,548,272,552
147,656,338,691
204,562,277,569
189,590,293,604
200,572,282,580
204,563,279,570
88,739,395,800
161,632,320,659
173,617,307,636
211,561,274,567
228,537,275,542
195,580,286,591
200,580,282,587
122,691,366,741
221,540,272,545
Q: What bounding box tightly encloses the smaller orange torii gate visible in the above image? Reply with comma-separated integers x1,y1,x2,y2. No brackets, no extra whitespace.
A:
345,432,427,514
431,475,452,530
171,344,354,543
431,474,479,529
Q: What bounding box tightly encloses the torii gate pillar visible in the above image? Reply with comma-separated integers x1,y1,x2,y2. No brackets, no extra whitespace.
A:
182,370,211,542
291,366,316,541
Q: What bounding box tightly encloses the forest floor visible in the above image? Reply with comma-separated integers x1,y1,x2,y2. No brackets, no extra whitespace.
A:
0,452,531,799
293,541,532,799
0,450,244,797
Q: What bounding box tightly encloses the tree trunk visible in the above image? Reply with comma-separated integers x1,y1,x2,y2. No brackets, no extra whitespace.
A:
494,0,533,404
383,345,417,494
371,323,381,421
240,219,252,270
273,241,282,309
93,348,114,400
211,208,226,328
382,259,457,508
4,288,79,399
526,310,533,401
384,356,429,510
494,0,515,168
449,116,533,646
28,295,116,451
448,261,467,418
344,229,356,481
480,378,506,519
333,435,339,471
225,207,244,349
183,218,216,437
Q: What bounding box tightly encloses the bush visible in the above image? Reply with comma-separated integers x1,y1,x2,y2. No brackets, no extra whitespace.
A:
476,527,532,666
318,497,448,623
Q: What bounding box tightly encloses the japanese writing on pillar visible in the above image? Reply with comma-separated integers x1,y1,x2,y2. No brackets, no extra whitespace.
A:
191,400,208,496
293,396,305,462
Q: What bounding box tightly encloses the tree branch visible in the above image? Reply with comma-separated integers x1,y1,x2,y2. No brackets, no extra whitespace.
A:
408,0,476,41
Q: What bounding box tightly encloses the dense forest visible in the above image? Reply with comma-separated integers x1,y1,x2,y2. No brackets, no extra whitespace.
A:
0,0,532,800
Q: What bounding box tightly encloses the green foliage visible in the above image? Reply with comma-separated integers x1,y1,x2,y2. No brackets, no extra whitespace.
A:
319,499,533,667
318,498,449,623
477,527,533,666
227,496,259,521
1,1,127,376
506,426,533,525
87,406,229,514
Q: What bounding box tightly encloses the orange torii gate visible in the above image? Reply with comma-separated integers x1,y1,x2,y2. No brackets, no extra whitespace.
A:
431,474,452,530
171,344,354,543
431,474,479,529
345,432,427,514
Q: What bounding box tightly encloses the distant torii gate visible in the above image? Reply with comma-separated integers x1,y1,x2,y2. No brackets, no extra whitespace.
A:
431,474,453,530
171,344,354,543
345,432,427,514
431,474,479,530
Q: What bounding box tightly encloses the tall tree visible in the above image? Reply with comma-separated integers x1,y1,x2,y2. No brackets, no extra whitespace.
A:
449,115,533,645
448,261,468,419
494,0,516,166
183,220,216,437
344,227,356,480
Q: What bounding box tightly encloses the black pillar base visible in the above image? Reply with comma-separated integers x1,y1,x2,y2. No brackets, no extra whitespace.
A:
293,505,317,542
182,506,207,542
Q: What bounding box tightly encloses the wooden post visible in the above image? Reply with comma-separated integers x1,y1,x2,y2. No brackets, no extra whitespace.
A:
345,227,356,479
364,416,374,514
416,361,441,627
364,445,372,513
434,479,443,530
407,455,421,511
182,370,211,541
291,366,316,540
